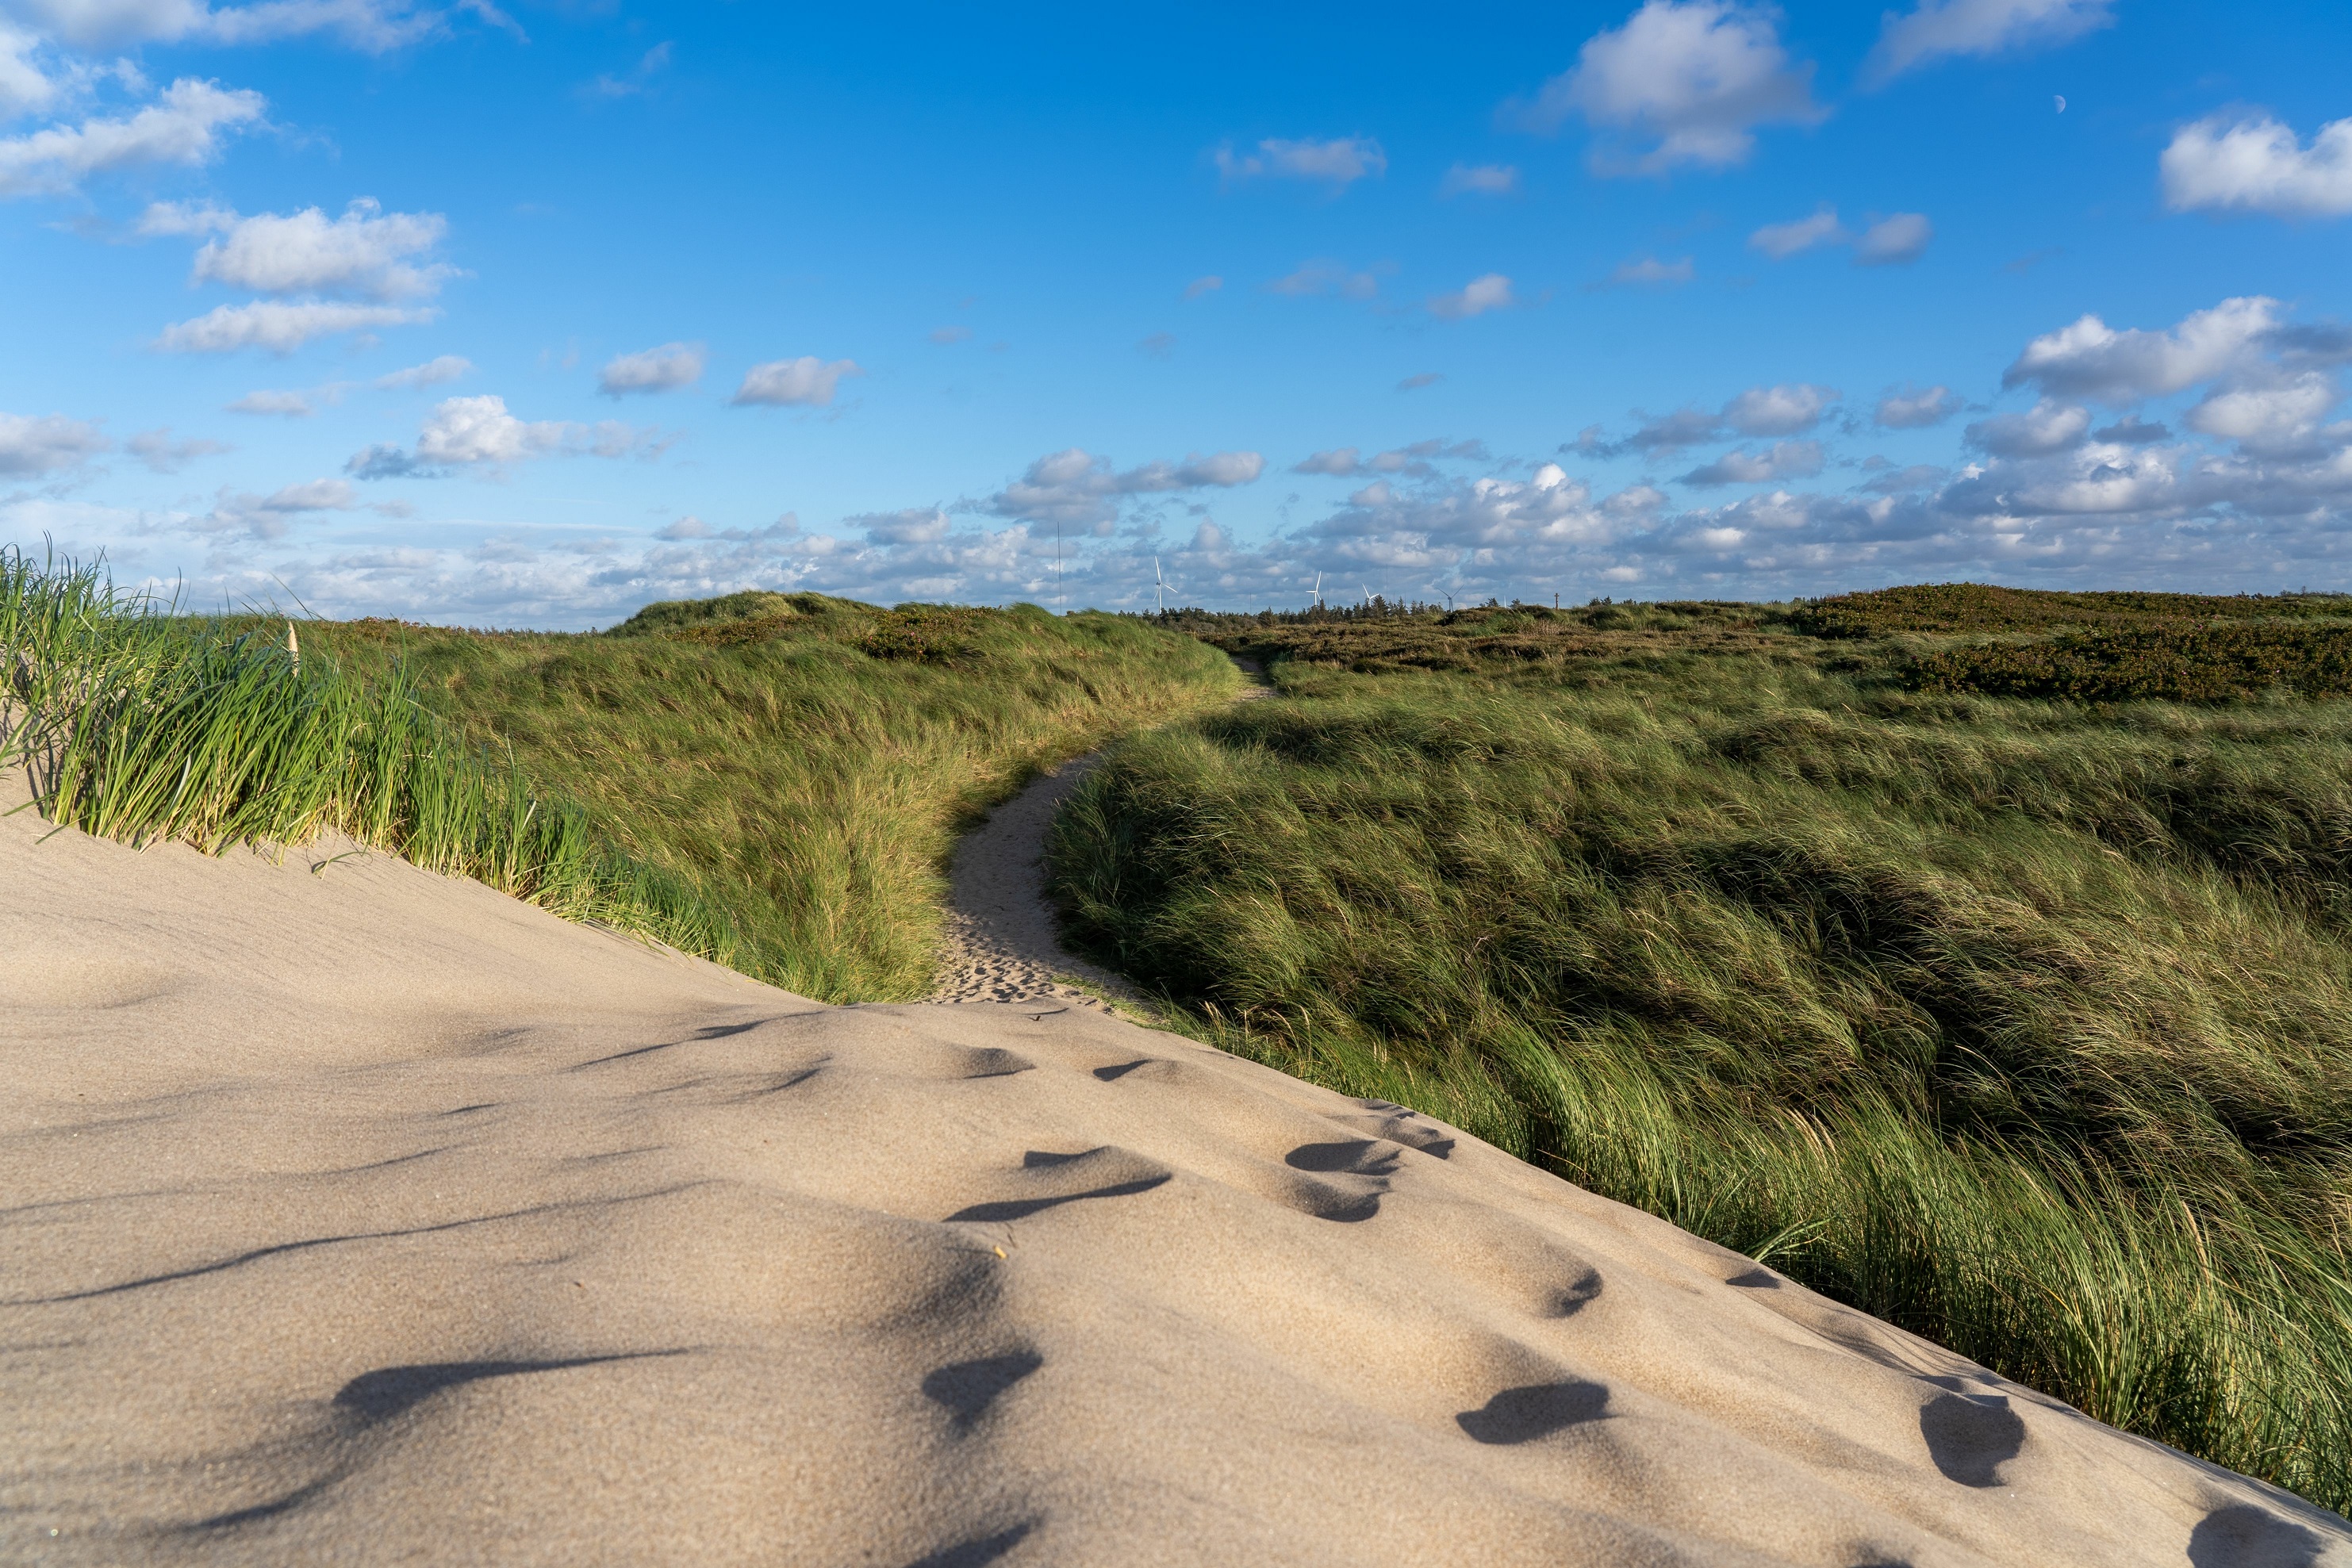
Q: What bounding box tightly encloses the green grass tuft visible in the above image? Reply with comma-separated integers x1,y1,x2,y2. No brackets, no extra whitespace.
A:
1,548,736,960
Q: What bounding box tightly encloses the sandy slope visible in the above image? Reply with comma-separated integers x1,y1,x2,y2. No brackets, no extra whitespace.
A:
3,779,2346,1566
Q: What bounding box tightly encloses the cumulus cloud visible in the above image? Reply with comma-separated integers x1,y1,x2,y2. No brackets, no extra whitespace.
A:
1291,439,1487,478
4,0,495,50
1867,0,2115,84
228,387,324,415
597,340,704,397
2161,113,2352,220
1429,273,1514,320
853,507,950,546
1598,255,1693,288
1520,0,1824,174
731,355,861,408
1749,206,1846,258
1679,439,1824,486
376,354,470,389
0,76,262,196
2185,372,2345,458
345,393,665,478
201,477,358,539
1725,382,1839,435
1966,399,2092,456
0,409,106,473
986,446,1265,527
1855,211,1934,265
1267,259,1379,299
1214,135,1386,190
155,300,435,354
1874,384,1962,427
142,197,451,298
1439,163,1519,197
2003,294,2281,403
127,427,228,472
0,23,58,117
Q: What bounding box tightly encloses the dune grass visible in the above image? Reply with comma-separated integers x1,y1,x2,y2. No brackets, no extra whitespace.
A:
301,589,1239,1001
0,550,735,959
1051,604,2352,1510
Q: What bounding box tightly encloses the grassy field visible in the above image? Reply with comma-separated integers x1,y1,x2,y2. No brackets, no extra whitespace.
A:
1051,589,2352,1509
300,589,1238,1000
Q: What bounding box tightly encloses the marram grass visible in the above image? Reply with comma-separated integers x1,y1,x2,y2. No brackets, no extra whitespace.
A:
1050,625,2352,1512
0,550,736,961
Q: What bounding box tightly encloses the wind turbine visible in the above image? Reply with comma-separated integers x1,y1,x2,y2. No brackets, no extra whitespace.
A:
1310,571,1324,611
1153,555,1166,613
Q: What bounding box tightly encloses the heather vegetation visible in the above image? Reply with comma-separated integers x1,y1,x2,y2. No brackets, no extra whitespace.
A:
1054,587,2352,1508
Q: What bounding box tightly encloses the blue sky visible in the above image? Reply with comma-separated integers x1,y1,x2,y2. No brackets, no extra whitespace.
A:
1,0,2348,625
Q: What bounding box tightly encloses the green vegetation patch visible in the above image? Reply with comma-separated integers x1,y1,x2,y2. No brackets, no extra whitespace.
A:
309,595,1237,1002
1792,581,2352,638
0,550,733,961
1152,599,1782,675
1049,634,2352,1509
1906,622,2352,703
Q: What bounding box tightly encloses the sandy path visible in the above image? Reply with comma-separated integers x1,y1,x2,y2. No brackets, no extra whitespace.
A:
928,656,1268,1010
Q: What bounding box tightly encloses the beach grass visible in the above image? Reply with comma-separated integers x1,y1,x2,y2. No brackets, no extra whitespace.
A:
297,588,1239,1001
1,549,735,960
1050,596,2352,1509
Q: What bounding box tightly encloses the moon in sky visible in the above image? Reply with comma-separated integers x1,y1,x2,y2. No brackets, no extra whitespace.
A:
2055,94,2067,113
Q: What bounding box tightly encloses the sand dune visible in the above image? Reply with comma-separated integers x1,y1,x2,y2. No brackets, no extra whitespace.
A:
4,776,2346,1566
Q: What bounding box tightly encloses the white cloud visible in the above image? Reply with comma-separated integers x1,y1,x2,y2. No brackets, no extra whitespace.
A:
201,477,357,539
2185,373,2343,458
1867,0,2115,84
226,388,317,416
142,197,451,299
1855,211,1934,265
0,23,59,117
2161,113,2352,220
1679,439,1824,486
1523,0,1824,174
1214,135,1386,190
1601,255,1694,288
127,427,227,471
2004,295,2281,402
853,507,950,546
1294,448,1360,476
155,300,435,354
375,354,470,389
1749,205,1847,259
8,0,498,52
1874,384,1962,427
987,446,1266,527
1725,381,1838,435
1183,274,1222,300
1439,162,1519,197
928,324,972,344
1429,273,1514,320
0,409,106,473
1398,372,1445,391
1966,398,2092,456
0,76,262,196
1267,259,1379,299
345,393,665,477
597,340,704,396
731,355,861,408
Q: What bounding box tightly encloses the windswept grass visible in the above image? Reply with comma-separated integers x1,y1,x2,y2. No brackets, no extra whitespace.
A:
305,590,1239,1001
1050,613,2352,1510
0,550,735,959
